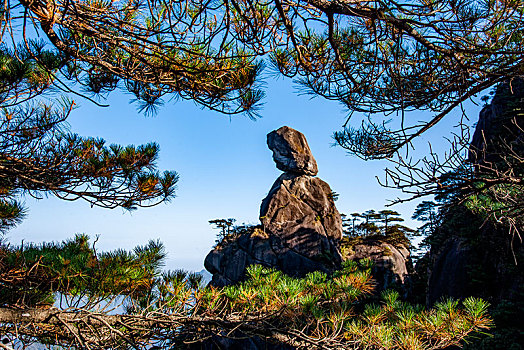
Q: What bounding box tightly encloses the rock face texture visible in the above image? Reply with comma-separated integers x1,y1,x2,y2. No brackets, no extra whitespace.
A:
468,78,524,165
205,126,342,287
425,80,524,307
205,227,340,287
344,240,411,296
425,224,524,306
260,173,342,251
267,126,318,176
425,237,472,305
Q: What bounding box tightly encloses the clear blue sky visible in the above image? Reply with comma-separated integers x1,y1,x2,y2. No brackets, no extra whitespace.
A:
8,77,483,271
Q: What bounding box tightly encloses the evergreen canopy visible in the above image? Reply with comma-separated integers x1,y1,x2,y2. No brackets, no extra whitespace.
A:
0,38,179,232
3,0,522,210
8,0,524,153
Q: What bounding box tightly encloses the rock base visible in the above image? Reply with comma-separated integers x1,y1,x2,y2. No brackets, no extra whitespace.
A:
205,227,340,287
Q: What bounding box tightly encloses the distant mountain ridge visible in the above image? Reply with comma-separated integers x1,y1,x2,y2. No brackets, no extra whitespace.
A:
196,269,212,285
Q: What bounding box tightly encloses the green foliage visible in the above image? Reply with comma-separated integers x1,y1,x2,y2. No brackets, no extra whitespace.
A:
412,201,439,246
1,0,519,347
209,218,262,247
0,95,179,231
0,200,25,233
464,184,523,235
341,209,414,251
209,218,237,246
184,264,491,349
212,262,373,316
0,42,65,99
412,177,524,349
7,0,266,117
0,234,166,307
0,233,493,349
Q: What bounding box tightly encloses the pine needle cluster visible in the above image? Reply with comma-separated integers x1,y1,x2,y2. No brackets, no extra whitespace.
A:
185,264,492,349
0,238,492,349
0,234,166,307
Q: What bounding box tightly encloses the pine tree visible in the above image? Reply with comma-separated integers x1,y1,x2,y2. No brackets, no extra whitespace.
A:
0,245,494,349
4,0,523,209
8,0,524,153
209,218,237,245
0,43,178,232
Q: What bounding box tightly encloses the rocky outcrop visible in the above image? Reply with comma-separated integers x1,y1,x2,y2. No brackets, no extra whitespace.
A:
425,224,524,306
267,126,318,176
420,82,524,348
426,237,471,305
425,79,524,306
344,240,411,296
468,78,524,165
205,126,342,286
260,173,342,253
205,227,340,287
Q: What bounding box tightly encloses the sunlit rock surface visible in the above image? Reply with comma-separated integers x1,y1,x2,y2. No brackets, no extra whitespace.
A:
267,126,318,176
205,126,342,287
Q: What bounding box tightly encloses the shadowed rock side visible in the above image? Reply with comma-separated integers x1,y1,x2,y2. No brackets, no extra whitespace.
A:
205,126,342,287
204,227,340,287
425,221,524,307
468,78,524,165
426,237,472,305
426,80,524,306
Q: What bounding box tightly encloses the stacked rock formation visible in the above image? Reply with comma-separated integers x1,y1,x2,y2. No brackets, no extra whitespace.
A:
261,127,342,259
266,126,318,176
205,126,343,286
